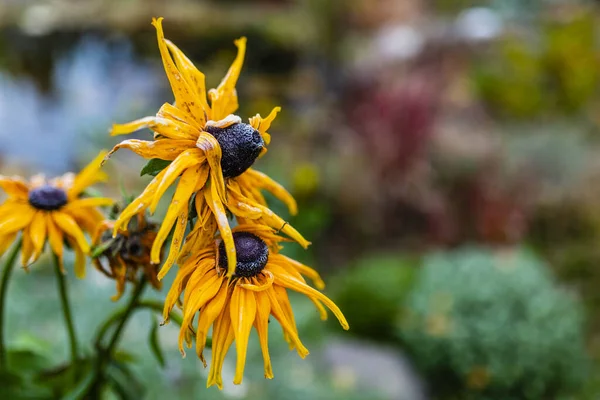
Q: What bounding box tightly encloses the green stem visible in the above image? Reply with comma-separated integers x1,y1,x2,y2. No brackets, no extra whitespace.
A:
104,277,147,357
52,253,79,369
0,238,22,369
93,299,182,349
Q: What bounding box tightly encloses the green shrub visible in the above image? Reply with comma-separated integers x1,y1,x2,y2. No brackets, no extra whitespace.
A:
398,247,587,399
332,254,417,342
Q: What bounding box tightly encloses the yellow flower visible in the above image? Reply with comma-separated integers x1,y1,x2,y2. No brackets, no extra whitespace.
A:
0,152,112,276
106,17,308,279
163,224,348,389
92,212,162,301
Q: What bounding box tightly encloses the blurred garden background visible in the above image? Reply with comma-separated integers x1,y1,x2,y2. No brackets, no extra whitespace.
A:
1,0,600,398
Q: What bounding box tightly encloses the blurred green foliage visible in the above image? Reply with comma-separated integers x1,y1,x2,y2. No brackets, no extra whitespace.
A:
399,247,587,399
332,254,417,342
475,13,599,119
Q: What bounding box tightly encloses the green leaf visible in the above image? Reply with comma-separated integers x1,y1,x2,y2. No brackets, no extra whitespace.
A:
140,159,171,177
7,349,52,374
35,356,94,397
60,369,95,400
106,362,144,400
148,318,165,367
91,239,116,258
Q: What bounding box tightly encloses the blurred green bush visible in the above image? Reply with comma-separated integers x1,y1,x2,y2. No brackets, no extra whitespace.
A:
398,247,587,399
332,254,417,342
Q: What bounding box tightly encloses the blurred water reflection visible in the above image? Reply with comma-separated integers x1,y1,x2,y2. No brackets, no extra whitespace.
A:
0,35,161,172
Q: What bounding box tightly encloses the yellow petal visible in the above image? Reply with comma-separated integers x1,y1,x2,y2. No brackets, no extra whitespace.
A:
149,148,204,213
151,17,205,125
153,164,202,277
21,229,34,268
66,237,86,278
110,116,200,140
249,107,280,146
28,212,47,262
269,263,349,330
165,40,210,123
254,291,274,379
108,139,196,161
0,233,17,257
46,213,64,269
205,180,236,277
157,102,202,131
68,151,108,199
0,205,35,235
195,281,229,366
230,286,256,384
196,131,226,203
210,37,246,120
244,169,297,215
207,296,235,390
113,167,169,234
0,176,29,199
63,197,114,213
178,272,221,355
274,254,325,290
52,212,90,254
265,286,309,358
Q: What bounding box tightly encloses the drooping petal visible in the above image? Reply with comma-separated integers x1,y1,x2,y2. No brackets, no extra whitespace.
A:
196,281,229,365
151,17,205,125
243,169,297,215
66,236,86,278
269,263,349,330
28,212,47,262
46,213,64,269
110,116,200,140
149,148,204,213
178,271,221,354
207,296,235,390
205,180,236,277
20,229,34,268
273,284,298,350
264,286,309,358
0,233,17,257
108,139,196,161
272,254,325,290
230,286,256,384
52,212,90,254
254,291,274,379
0,176,29,199
154,164,203,279
113,167,169,235
68,151,108,199
196,131,226,202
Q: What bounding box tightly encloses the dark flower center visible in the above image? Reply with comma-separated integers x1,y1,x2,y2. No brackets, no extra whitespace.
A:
28,185,68,211
218,232,269,278
205,123,264,178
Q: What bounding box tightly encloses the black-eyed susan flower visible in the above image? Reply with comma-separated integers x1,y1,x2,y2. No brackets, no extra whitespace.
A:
106,17,308,279
0,152,112,276
163,224,348,389
92,212,162,301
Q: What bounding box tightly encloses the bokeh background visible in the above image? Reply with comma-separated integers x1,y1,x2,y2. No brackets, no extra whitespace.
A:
1,0,600,399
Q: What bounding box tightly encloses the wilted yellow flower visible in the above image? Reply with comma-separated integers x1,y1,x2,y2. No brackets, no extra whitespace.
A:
106,17,308,279
0,152,112,276
92,212,162,301
163,224,348,389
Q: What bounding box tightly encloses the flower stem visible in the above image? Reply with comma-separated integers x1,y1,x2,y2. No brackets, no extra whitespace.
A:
52,253,79,369
104,277,147,357
0,238,22,369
